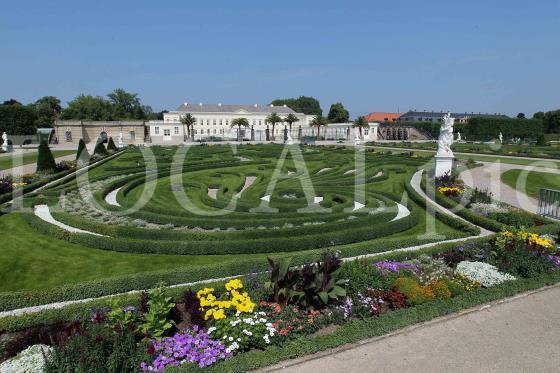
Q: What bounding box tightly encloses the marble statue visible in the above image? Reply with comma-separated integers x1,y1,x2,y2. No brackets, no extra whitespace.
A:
437,113,454,155
118,132,124,147
1,132,8,152
354,129,361,145
286,131,294,145
456,132,462,142
499,132,503,143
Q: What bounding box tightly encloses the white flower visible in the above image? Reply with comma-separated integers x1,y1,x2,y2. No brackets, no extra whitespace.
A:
237,338,241,342
207,327,216,334
455,261,515,287
228,336,234,342
0,345,52,373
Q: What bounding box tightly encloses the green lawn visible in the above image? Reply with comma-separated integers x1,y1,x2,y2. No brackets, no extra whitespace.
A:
0,150,76,171
501,169,560,199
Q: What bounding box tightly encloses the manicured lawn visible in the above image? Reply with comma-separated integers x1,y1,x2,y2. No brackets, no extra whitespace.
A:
0,150,75,171
501,169,560,199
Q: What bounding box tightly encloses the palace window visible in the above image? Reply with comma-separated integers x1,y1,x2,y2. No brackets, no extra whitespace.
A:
213,120,216,125
194,129,197,135
213,129,216,134
154,127,160,135
174,126,179,135
65,131,72,142
130,131,136,141
164,129,171,136
220,120,223,125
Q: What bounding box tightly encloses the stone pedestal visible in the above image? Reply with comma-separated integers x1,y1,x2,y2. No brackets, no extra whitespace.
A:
435,153,454,178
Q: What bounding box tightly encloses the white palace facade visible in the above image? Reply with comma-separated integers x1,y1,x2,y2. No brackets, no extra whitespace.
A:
148,102,315,143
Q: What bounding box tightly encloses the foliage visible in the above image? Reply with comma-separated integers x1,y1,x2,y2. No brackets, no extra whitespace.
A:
283,113,299,131
44,321,148,373
76,138,89,161
352,116,368,136
542,109,560,133
107,88,152,120
468,187,493,205
271,96,322,116
208,311,277,353
338,259,393,296
488,211,541,228
291,251,347,310
93,141,108,156
392,277,435,306
140,285,175,339
264,257,298,305
0,102,37,135
373,259,420,276
107,137,118,152
181,289,204,327
260,301,323,340
33,96,62,128
455,261,515,287
310,115,328,139
356,288,390,316
36,141,57,172
141,326,231,371
197,279,256,321
0,344,52,373
465,117,543,140
327,102,349,123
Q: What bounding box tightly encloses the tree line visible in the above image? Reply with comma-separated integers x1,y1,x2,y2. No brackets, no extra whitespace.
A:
0,89,165,136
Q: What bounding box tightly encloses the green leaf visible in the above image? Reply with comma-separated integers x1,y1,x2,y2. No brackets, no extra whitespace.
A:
318,291,328,304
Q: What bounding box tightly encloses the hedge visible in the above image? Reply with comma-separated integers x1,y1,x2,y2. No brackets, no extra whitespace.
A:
465,117,544,141
0,235,491,332
0,221,468,313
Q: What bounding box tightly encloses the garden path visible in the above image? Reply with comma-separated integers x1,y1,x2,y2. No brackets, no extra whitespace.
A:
459,162,560,214
264,284,560,373
34,205,106,236
104,187,122,206
0,154,75,176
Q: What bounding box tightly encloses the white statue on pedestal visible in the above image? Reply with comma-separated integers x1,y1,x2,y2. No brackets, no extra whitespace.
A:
435,113,455,178
354,129,361,145
118,132,124,147
437,113,454,155
456,132,461,142
286,131,294,145
498,132,503,143
1,132,7,152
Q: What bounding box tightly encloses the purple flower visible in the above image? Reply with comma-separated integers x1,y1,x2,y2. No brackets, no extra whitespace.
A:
140,328,232,371
123,305,137,313
373,260,419,275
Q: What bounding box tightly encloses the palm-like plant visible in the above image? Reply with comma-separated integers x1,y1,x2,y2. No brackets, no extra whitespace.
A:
284,113,299,136
231,117,250,141
265,112,282,140
181,113,197,141
311,115,328,140
353,116,368,138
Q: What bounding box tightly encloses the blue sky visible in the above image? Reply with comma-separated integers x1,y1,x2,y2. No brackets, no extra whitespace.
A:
1,0,559,117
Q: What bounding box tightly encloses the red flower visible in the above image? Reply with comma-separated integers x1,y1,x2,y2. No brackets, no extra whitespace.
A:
95,334,103,344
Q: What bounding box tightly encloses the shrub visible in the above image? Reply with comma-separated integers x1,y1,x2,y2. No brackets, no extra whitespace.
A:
455,261,515,287
392,277,435,306
93,141,108,157
428,279,452,299
36,141,57,172
140,285,175,339
107,137,118,153
76,138,89,161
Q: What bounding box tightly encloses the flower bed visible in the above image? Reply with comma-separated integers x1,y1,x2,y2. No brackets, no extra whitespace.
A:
3,229,560,372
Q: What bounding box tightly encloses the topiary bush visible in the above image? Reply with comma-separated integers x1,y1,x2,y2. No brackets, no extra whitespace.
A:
93,141,108,157
36,141,57,172
107,137,118,153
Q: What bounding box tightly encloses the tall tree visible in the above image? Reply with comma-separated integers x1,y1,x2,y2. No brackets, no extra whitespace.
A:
181,113,197,141
33,96,62,127
543,110,560,133
61,95,114,121
2,99,21,106
231,117,249,141
533,111,545,120
311,115,328,140
353,116,368,137
327,102,349,123
516,112,526,119
0,104,37,135
284,113,300,134
265,112,282,140
107,88,150,119
271,96,322,116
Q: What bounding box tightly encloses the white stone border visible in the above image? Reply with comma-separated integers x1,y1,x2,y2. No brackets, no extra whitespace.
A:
34,205,106,237
104,187,122,206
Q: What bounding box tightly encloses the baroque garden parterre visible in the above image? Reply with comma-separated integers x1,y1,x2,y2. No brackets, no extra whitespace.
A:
1,143,560,373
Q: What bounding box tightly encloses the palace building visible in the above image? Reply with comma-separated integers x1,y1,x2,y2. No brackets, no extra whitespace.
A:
148,102,315,143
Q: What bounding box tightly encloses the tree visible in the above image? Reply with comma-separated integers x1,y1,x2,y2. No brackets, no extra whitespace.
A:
2,99,21,106
533,111,545,120
61,95,114,121
93,141,108,156
107,137,118,152
327,102,349,123
516,112,526,119
353,116,368,137
181,113,196,141
76,139,89,161
310,115,328,140
543,110,560,133
537,134,547,146
231,118,249,141
265,112,282,140
36,141,57,172
107,88,150,119
284,113,299,135
271,96,322,116
0,104,37,135
33,96,62,127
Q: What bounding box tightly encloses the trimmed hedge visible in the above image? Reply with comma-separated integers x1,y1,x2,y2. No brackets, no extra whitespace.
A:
465,117,544,141
0,235,491,332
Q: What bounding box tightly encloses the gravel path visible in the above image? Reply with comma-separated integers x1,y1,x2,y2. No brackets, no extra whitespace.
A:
459,162,560,213
104,187,122,206
34,205,105,236
235,176,257,198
